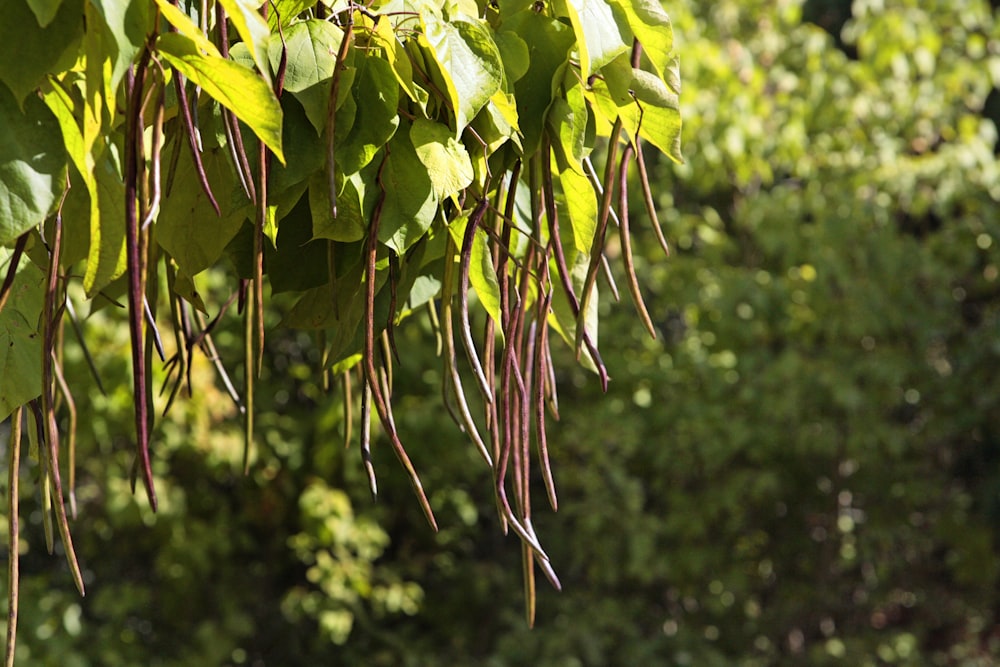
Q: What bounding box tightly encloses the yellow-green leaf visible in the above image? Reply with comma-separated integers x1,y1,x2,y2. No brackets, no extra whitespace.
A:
421,13,504,133
219,0,273,84
153,0,220,57
156,32,285,164
555,0,630,78
410,119,474,200
609,0,675,84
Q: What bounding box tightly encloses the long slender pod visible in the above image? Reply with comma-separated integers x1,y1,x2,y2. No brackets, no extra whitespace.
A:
50,356,78,518
457,195,495,403
440,236,493,467
617,143,657,337
5,406,22,667
634,140,670,256
539,143,609,390
28,400,85,595
574,118,622,357
360,376,377,501
365,152,437,530
0,233,28,316
124,51,158,510
327,17,353,217
533,287,558,510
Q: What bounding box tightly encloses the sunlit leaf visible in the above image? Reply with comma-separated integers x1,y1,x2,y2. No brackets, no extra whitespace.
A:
448,213,502,326
270,19,353,133
156,32,285,163
267,0,316,29
219,0,273,83
558,167,597,254
555,0,631,77
410,119,474,200
609,0,675,85
371,16,419,103
153,0,221,57
547,79,590,172
421,12,504,133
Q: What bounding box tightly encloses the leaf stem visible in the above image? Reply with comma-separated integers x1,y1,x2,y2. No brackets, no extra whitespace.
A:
5,406,21,667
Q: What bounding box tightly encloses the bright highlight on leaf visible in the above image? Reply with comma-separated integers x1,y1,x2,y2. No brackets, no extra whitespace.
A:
156,33,285,164
421,12,504,133
411,119,474,199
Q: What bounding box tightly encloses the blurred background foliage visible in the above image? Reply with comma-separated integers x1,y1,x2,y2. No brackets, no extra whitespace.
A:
3,0,1000,664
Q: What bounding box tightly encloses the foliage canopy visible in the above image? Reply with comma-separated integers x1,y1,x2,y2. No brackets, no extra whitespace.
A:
0,0,681,657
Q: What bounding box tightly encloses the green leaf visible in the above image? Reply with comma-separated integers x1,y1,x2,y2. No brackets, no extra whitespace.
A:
157,146,249,278
266,195,329,294
269,20,353,134
266,97,327,198
0,244,44,421
378,129,437,254
84,152,127,295
555,0,631,78
156,32,285,163
267,0,316,29
558,167,597,255
371,16,419,104
500,12,574,155
26,0,61,27
590,54,682,163
630,68,679,108
410,119,474,200
404,273,443,312
547,79,590,172
310,170,367,243
153,0,221,57
279,244,366,360
636,101,682,163
337,56,399,175
89,0,153,91
263,182,308,248
0,85,68,244
494,30,530,86
471,92,520,154
421,13,504,133
608,0,675,84
42,81,125,294
219,0,273,84
0,0,83,104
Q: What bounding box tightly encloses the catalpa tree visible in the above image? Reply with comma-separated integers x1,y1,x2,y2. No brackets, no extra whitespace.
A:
0,0,680,658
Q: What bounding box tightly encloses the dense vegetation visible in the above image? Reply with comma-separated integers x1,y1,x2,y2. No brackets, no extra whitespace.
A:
2,0,1000,665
